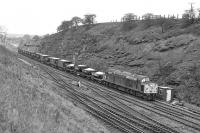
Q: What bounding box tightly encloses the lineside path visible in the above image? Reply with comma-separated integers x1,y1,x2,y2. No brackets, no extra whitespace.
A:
18,58,32,66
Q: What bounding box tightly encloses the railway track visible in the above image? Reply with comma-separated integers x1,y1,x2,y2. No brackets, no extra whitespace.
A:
39,65,163,133
18,54,200,133
20,55,181,133
18,55,160,133
154,100,200,118
82,81,200,131
46,66,200,132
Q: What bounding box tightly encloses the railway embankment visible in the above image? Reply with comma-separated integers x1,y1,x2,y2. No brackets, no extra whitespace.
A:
0,45,110,133
28,22,200,107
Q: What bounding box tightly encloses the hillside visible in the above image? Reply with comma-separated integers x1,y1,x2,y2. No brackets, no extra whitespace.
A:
27,21,200,106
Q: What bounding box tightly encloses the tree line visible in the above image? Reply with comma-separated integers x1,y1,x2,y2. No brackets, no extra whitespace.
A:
57,5,200,32
121,5,200,32
57,14,96,32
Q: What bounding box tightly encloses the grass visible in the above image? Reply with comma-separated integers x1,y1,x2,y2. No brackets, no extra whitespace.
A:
0,45,110,133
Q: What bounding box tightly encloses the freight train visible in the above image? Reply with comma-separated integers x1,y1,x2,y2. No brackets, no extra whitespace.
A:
18,49,158,101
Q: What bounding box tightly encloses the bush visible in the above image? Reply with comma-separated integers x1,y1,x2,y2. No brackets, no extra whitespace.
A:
176,63,200,106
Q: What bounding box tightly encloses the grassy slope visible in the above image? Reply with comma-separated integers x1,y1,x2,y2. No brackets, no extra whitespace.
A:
32,22,200,106
0,45,110,133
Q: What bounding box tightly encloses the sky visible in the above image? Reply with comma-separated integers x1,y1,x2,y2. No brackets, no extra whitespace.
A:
0,0,199,35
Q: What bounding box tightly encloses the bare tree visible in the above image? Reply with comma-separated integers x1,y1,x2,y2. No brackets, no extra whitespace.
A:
181,3,197,27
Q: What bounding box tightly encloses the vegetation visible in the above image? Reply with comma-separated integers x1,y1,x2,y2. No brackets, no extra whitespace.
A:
57,20,73,32
122,13,137,22
177,63,200,106
121,13,137,31
23,5,200,107
181,5,200,27
0,45,110,133
32,35,40,42
71,16,82,28
56,14,97,32
82,14,96,25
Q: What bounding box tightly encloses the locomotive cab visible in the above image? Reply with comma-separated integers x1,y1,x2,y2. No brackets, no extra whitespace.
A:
142,82,158,94
142,82,158,100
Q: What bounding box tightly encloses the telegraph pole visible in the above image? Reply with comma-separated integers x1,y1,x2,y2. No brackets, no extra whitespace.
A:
189,2,195,11
188,2,195,19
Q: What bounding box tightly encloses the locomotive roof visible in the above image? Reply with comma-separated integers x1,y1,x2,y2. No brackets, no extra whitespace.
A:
141,82,158,86
108,68,149,81
126,76,137,80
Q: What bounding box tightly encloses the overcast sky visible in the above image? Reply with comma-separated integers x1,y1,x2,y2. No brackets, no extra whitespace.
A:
0,0,199,35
